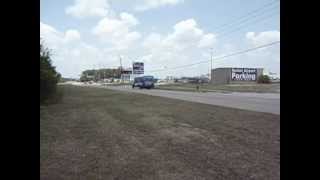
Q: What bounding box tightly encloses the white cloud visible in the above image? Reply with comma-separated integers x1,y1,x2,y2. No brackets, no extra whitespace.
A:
165,19,202,49
240,30,280,74
246,30,280,46
65,30,81,42
198,33,215,48
40,22,117,78
71,49,81,56
41,18,279,79
143,19,216,52
93,12,139,35
141,54,153,63
40,22,65,50
40,22,59,35
142,33,162,49
92,12,141,50
66,0,184,16
135,0,184,11
40,22,81,46
140,19,216,77
166,19,215,50
65,0,111,18
141,28,280,78
120,12,139,26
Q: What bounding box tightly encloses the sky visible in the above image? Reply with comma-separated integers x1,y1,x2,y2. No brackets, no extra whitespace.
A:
40,0,280,79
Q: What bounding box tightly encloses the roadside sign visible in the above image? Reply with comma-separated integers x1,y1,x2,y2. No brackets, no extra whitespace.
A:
231,68,257,81
133,62,144,74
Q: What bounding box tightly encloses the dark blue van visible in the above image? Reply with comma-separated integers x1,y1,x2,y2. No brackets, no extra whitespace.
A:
132,76,155,89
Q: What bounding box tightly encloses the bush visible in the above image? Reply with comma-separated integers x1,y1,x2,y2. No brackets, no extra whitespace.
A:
40,41,61,103
257,75,271,84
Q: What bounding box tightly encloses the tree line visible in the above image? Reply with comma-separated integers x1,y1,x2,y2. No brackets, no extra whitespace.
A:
40,40,61,103
80,68,123,82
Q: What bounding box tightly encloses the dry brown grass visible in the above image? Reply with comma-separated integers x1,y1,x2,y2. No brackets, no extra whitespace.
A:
40,85,280,180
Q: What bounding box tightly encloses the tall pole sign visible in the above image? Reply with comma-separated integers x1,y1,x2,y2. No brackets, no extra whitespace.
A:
132,62,144,75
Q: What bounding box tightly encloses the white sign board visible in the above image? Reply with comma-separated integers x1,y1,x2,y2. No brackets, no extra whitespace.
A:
133,62,144,74
231,68,257,81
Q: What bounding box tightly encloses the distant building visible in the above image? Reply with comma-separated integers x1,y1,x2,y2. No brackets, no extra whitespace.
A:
177,77,206,84
165,76,176,83
199,77,209,83
121,68,133,82
211,68,263,84
186,77,199,83
263,71,280,82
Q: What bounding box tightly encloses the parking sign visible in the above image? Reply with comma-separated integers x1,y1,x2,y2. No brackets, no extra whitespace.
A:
133,62,144,74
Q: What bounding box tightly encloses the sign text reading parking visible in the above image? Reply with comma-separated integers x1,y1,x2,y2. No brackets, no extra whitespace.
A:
231,68,257,81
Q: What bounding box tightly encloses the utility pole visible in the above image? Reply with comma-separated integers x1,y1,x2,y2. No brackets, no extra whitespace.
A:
210,48,213,81
104,64,106,81
119,55,123,71
119,55,123,82
131,60,134,82
97,63,100,82
93,64,96,82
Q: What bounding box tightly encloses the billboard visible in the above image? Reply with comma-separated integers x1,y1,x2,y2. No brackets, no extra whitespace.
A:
231,68,257,81
133,62,144,74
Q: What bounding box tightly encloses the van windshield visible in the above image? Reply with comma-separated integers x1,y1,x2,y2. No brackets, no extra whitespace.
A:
143,76,153,81
134,78,142,82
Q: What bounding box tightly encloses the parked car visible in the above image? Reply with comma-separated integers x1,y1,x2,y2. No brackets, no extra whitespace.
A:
132,76,155,89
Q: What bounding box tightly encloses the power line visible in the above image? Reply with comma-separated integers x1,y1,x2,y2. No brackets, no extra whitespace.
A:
212,0,279,32
146,41,280,73
202,1,279,46
147,60,209,72
213,41,279,62
216,5,279,35
217,11,280,41
216,9,279,37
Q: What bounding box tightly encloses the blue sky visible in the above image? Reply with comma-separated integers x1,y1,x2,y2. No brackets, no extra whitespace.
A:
41,0,280,78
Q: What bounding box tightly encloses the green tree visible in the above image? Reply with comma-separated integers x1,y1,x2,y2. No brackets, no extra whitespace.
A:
257,75,271,84
40,41,60,103
80,68,121,82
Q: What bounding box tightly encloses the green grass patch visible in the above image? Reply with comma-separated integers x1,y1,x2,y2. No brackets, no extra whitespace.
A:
157,83,280,93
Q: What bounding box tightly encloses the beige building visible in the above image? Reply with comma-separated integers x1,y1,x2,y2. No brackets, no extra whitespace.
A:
211,68,263,84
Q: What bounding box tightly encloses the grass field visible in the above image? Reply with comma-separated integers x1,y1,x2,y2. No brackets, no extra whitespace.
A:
156,83,280,93
40,85,280,180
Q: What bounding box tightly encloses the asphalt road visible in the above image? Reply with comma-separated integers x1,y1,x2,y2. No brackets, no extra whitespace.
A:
99,85,280,115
